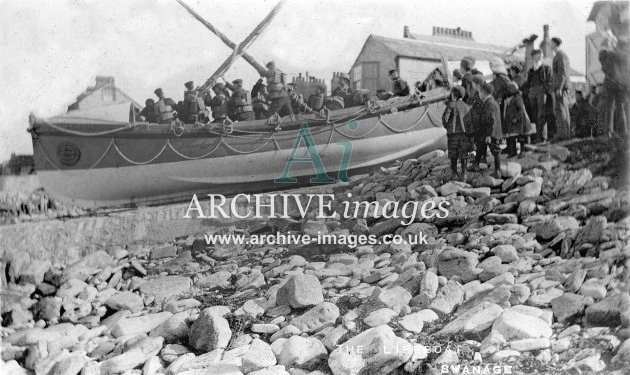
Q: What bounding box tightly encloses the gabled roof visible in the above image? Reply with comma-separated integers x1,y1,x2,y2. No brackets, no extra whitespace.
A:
359,34,521,64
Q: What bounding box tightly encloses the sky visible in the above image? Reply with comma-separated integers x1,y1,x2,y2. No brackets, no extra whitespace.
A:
0,0,598,162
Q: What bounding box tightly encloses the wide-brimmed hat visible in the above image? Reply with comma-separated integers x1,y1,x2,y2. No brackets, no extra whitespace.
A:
489,57,508,75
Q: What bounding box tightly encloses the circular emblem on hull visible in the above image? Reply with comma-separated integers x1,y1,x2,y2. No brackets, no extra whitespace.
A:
56,142,81,166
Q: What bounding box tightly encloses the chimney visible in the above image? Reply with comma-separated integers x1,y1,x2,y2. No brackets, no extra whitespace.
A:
540,24,552,58
403,25,410,38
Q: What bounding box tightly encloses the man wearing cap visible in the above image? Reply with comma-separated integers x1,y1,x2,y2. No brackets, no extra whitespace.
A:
332,73,355,108
139,98,157,123
460,56,483,76
182,81,208,123
257,61,294,117
153,88,178,124
550,37,572,141
208,83,230,123
307,84,327,112
251,78,270,120
389,69,410,97
489,57,511,116
225,79,254,121
523,49,552,143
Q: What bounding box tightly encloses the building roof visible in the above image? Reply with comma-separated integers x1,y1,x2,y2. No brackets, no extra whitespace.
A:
364,34,521,63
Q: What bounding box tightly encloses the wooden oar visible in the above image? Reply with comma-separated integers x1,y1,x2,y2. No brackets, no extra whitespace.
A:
200,0,286,91
176,0,269,74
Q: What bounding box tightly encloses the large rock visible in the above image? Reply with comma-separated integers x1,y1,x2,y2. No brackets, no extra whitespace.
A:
150,311,191,342
532,217,580,240
291,302,339,333
551,293,590,324
492,310,552,341
373,286,411,313
429,280,464,316
110,312,173,337
277,336,327,370
62,251,114,283
491,245,518,263
196,271,232,290
437,302,503,336
105,291,144,313
585,293,630,327
100,337,163,374
139,276,192,302
437,248,478,279
189,307,232,351
328,325,413,375
276,274,324,308
240,338,277,373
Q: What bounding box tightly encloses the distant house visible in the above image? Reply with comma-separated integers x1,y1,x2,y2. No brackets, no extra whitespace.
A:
349,26,522,93
67,76,140,112
2,153,35,175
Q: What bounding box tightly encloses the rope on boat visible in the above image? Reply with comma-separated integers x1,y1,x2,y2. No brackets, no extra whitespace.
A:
36,97,440,169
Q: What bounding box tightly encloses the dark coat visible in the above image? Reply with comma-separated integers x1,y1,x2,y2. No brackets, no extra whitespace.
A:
552,50,571,91
479,96,503,139
442,99,470,134
465,92,483,135
503,92,532,137
392,77,410,97
524,65,552,94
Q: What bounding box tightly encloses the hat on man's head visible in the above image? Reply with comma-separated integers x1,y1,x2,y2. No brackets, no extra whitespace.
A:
185,81,194,89
451,85,466,98
489,57,508,75
388,69,398,75
551,37,562,46
266,61,275,68
316,83,327,92
531,48,542,56
506,81,519,96
212,83,225,91
232,79,243,86
154,88,163,96
471,75,486,86
461,56,475,70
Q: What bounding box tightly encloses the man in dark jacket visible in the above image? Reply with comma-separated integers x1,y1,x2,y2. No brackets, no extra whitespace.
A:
139,99,157,123
389,69,410,97
524,49,552,143
477,82,503,178
551,37,572,141
442,85,471,180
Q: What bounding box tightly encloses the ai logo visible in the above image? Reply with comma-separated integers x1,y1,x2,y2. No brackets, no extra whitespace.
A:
275,121,358,184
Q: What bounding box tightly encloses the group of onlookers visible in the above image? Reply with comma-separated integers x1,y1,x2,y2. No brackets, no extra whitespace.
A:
440,36,622,181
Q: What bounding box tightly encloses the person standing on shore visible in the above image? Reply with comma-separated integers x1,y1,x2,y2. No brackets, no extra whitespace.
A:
550,37,572,141
442,85,471,180
523,49,553,143
478,82,503,178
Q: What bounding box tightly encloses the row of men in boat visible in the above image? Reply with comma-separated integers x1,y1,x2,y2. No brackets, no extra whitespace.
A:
137,61,412,125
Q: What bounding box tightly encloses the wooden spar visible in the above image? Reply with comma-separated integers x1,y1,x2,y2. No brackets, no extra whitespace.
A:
175,0,267,74
200,0,286,91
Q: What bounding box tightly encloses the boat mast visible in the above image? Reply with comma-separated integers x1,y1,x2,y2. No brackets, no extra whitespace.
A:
175,0,281,76
199,0,286,91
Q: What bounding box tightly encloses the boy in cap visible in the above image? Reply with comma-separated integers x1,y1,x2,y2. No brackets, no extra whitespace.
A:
225,78,254,121
442,85,471,180
477,82,503,178
389,69,410,97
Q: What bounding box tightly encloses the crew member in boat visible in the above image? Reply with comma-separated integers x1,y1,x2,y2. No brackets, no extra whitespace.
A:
182,81,209,123
251,78,270,120
332,73,354,108
307,83,326,112
139,99,157,123
389,69,410,97
154,88,178,124
287,83,313,114
209,83,231,123
258,61,294,117
225,79,254,121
